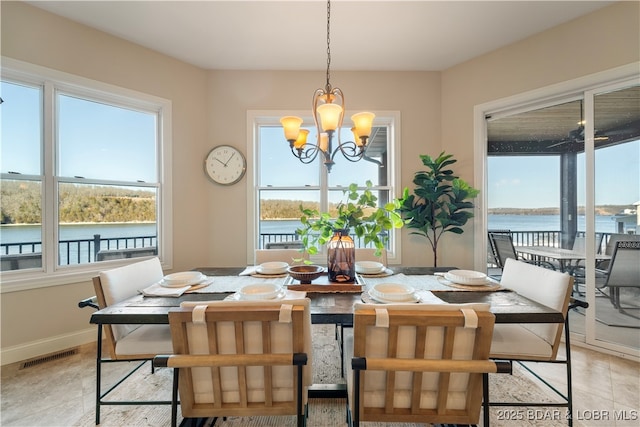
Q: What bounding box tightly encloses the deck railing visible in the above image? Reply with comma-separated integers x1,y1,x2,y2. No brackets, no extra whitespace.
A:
0,230,617,268
1,234,157,265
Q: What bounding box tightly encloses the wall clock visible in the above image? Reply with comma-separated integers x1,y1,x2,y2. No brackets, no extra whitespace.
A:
204,145,246,185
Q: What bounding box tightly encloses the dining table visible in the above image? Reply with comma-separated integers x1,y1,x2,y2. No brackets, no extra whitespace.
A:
87,266,566,398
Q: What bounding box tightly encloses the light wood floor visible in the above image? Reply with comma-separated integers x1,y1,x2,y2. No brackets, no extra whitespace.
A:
1,337,639,426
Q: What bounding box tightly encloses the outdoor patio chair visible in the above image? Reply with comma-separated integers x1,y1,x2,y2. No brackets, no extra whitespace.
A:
154,298,312,427
487,230,511,278
79,257,174,425
487,258,586,426
265,240,304,249
572,233,639,294
598,240,640,320
489,232,555,271
345,302,510,426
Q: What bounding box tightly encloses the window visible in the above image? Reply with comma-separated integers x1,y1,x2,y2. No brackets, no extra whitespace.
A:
0,59,172,289
248,112,401,263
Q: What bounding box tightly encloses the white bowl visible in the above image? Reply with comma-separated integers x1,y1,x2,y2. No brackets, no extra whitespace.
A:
239,283,282,300
257,261,289,275
444,270,488,285
355,261,384,274
370,283,415,302
163,271,204,287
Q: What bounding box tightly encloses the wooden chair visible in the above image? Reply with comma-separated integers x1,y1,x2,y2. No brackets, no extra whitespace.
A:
154,298,313,427
346,302,510,426
86,257,174,424
487,258,585,426
255,248,308,265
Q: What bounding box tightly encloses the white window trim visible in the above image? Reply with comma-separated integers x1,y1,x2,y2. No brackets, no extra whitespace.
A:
0,57,173,292
246,110,402,265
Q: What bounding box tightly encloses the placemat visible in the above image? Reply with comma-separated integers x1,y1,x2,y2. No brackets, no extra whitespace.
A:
361,274,503,292
188,275,288,294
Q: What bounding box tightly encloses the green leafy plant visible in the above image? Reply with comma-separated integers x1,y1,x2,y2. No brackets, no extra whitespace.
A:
296,181,405,258
399,152,479,267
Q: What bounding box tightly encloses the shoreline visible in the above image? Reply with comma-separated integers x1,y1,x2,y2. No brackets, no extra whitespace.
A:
1,221,156,227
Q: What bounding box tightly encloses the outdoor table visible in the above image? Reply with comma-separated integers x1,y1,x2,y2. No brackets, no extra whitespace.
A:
516,245,610,273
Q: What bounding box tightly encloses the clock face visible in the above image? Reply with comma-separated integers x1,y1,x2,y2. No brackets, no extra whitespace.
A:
204,145,246,185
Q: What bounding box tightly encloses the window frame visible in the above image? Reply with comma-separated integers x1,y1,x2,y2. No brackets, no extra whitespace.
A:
0,58,173,292
246,110,402,265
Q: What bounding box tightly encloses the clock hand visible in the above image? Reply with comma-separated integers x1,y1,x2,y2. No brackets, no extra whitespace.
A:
214,157,226,166
224,152,236,166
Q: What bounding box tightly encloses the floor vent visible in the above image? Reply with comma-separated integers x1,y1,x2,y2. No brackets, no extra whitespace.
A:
20,348,78,369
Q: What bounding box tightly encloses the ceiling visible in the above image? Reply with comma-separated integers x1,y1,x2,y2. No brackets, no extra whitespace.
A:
26,0,615,71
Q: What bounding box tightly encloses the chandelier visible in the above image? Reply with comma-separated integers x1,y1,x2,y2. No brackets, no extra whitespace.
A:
280,0,375,173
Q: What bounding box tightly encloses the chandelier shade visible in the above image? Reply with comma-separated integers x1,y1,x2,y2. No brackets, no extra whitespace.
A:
280,0,375,172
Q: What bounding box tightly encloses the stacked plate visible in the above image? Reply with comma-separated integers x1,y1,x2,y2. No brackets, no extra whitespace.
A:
256,261,289,275
160,271,206,288
368,283,417,303
237,283,285,300
443,270,489,286
355,261,385,275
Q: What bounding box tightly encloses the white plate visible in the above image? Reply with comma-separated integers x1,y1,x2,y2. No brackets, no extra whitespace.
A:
370,283,416,302
227,289,287,301
368,289,419,304
239,283,283,300
355,261,385,274
160,272,205,287
444,270,488,286
257,261,289,275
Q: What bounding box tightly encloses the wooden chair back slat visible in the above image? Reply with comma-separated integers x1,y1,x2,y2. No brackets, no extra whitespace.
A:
165,304,308,421
350,306,496,425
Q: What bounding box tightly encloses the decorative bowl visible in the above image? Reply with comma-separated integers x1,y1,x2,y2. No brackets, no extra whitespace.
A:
287,265,324,284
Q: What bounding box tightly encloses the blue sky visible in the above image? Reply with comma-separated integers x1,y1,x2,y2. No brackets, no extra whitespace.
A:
3,80,638,209
488,141,639,208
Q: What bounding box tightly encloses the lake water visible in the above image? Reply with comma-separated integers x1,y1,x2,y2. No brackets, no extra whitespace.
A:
259,215,619,234
0,214,621,258
0,222,157,245
0,215,618,245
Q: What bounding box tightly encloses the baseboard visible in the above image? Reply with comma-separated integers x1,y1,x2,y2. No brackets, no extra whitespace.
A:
1,327,96,366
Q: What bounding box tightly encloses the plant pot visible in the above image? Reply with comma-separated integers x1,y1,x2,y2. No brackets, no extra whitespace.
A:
327,229,356,283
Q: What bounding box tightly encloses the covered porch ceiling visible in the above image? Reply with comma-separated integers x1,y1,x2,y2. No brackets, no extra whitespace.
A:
488,86,640,155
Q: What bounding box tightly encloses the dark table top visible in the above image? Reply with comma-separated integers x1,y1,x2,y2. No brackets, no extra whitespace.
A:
89,266,564,326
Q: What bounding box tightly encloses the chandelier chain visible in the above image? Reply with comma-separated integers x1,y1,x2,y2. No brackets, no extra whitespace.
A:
325,0,331,89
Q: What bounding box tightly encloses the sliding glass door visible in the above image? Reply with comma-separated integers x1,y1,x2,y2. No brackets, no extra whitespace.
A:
482,77,639,357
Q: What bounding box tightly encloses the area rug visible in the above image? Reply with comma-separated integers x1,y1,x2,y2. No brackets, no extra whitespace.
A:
72,324,567,427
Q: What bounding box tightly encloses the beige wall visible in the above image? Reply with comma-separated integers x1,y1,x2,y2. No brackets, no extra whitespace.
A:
439,1,639,266
1,1,638,363
205,69,440,266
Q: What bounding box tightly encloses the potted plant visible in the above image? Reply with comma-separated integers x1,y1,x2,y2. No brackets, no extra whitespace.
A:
399,152,479,267
296,181,404,282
